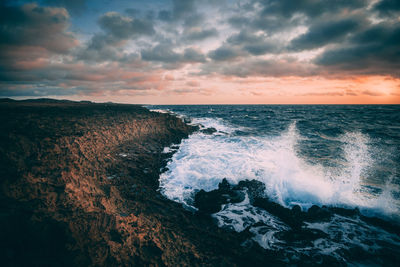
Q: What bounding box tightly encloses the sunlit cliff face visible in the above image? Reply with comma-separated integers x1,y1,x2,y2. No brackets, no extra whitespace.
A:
1,0,399,104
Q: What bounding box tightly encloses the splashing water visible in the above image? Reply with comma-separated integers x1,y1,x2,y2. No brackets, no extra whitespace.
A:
154,105,400,263
160,120,398,218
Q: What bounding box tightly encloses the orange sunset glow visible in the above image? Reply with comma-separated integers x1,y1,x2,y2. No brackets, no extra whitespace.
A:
1,0,399,104
2,1,400,266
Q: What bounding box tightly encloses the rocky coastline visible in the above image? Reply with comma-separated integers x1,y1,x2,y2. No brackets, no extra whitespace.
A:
1,99,398,266
0,99,281,266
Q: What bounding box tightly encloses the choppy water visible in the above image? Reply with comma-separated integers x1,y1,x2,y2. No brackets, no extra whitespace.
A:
149,105,400,264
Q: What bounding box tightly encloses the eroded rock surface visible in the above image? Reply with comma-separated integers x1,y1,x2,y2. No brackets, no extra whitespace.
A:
193,179,400,265
0,100,280,266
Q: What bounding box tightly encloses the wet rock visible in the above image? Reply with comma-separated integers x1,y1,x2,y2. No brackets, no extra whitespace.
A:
253,198,304,229
200,127,217,135
305,205,332,222
276,227,328,245
330,206,360,218
194,179,246,213
291,205,302,214
194,189,226,214
234,179,266,202
218,178,231,192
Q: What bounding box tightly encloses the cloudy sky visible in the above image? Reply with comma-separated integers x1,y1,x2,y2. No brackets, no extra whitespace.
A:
1,0,399,104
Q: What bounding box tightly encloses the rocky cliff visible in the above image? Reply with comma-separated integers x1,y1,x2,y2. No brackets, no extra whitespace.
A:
0,100,275,266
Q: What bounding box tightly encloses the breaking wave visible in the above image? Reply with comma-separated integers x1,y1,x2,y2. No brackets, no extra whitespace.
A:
160,119,399,219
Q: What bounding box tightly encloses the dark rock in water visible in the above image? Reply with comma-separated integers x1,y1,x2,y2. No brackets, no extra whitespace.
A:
234,179,266,202
276,227,328,245
305,205,333,222
191,177,400,266
195,179,306,229
194,178,245,213
200,127,217,134
330,206,360,218
194,189,226,214
219,178,231,191
291,205,302,213
359,214,400,235
183,117,192,124
253,198,304,229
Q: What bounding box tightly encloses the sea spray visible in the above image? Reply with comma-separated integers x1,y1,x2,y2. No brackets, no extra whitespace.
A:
160,119,397,216
155,105,400,263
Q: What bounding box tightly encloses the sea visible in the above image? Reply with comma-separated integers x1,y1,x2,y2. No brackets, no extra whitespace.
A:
148,105,400,264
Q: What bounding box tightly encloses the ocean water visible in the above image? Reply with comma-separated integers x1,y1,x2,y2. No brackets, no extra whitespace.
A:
149,105,400,263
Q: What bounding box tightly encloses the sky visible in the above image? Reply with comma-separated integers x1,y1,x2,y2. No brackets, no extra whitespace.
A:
0,0,399,104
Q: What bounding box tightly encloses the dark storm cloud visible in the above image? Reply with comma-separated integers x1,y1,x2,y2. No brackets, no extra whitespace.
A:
215,0,399,78
208,46,242,61
158,0,196,22
141,44,181,63
183,13,205,27
1,0,400,99
228,0,367,35
258,0,366,18
98,12,155,40
183,48,207,63
158,0,205,28
228,15,251,28
184,28,218,41
77,12,155,63
172,0,195,19
0,2,76,54
0,1,78,89
373,0,400,16
289,18,361,51
158,10,173,21
227,31,280,55
200,58,315,77
228,12,302,35
76,34,124,62
315,22,400,76
141,45,206,64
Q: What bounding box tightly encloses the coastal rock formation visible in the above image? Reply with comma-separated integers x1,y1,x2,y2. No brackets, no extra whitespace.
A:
0,100,280,266
193,179,400,265
2,99,398,266
194,179,245,214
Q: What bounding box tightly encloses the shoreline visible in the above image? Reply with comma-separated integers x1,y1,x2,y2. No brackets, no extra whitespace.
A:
0,99,277,266
2,99,398,266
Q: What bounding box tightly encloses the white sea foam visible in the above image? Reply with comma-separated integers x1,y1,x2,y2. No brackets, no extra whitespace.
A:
190,117,237,134
213,193,288,232
149,108,171,114
302,214,400,258
159,119,399,218
212,192,289,249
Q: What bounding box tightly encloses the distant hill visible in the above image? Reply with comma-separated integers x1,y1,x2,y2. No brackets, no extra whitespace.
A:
0,98,93,104
0,98,17,102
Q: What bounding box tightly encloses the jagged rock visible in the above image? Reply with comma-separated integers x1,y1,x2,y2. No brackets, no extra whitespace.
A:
200,127,217,134
194,179,245,213
194,189,227,214
234,179,266,202
253,198,304,229
218,178,231,191
2,100,281,266
305,205,332,222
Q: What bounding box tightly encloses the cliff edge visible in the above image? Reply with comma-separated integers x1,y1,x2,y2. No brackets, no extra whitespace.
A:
0,100,274,266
